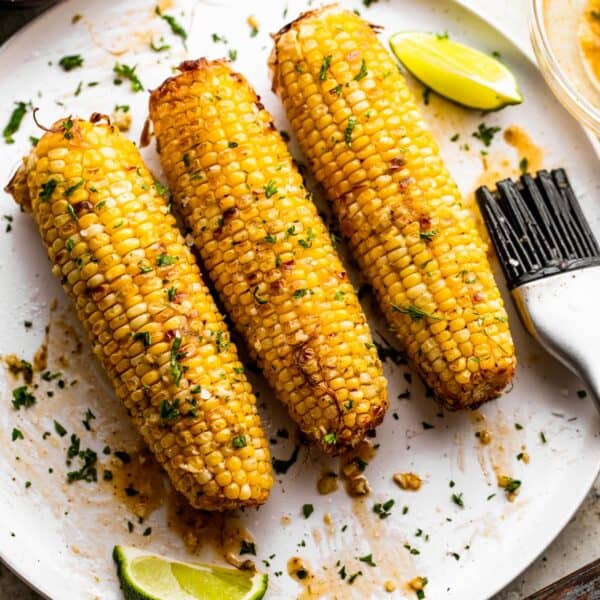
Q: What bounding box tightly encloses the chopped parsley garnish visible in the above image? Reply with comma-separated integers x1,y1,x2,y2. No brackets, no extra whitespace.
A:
170,337,185,385
334,291,346,302
354,59,368,81
519,157,529,174
422,421,435,430
59,54,84,71
66,203,78,220
150,39,170,52
293,288,309,299
133,331,151,347
263,234,277,244
373,498,394,519
65,179,84,197
345,115,357,147
348,571,363,585
419,229,437,242
358,554,376,566
82,408,96,431
404,543,420,555
113,63,144,92
436,31,449,40
473,123,501,147
228,49,238,61
298,228,316,248
253,286,268,305
451,492,464,507
302,503,314,518
500,477,521,493
216,330,229,353
320,54,333,80
39,179,58,202
232,435,247,449
62,118,74,139
29,136,39,146
515,422,523,430
272,444,301,474
330,84,343,97
450,133,460,142
540,431,547,443
240,540,256,555
264,180,278,198
67,447,98,483
66,238,75,252
12,386,35,410
154,180,169,197
449,552,460,560
3,101,28,144
228,141,238,148
11,428,24,442
156,254,177,266
155,6,187,44
392,304,440,321
159,399,180,421
212,33,227,43
323,432,337,445
54,420,67,437
166,286,177,302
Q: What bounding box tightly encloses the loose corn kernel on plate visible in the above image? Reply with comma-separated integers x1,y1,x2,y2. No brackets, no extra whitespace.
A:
0,1,599,599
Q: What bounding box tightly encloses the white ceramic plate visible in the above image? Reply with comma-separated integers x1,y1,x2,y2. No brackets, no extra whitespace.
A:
1,1,599,599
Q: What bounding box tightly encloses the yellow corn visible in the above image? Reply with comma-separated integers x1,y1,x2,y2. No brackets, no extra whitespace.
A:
5,115,273,510
270,6,516,408
149,59,388,453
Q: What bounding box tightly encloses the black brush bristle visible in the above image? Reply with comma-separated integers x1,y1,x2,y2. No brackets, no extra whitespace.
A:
475,169,600,289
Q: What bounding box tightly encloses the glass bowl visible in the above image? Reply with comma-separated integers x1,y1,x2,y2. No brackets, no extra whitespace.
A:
531,0,600,136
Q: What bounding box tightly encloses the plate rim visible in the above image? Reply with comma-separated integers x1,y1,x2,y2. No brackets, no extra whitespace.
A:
0,2,598,600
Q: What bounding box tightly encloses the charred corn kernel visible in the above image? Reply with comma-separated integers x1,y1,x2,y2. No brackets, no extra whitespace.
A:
6,116,273,511
149,59,388,453
270,6,516,409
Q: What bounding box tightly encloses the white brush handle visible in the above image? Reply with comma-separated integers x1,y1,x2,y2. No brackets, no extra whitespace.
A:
512,266,600,412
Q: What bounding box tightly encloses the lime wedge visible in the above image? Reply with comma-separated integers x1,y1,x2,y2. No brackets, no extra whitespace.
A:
113,545,268,600
389,32,523,110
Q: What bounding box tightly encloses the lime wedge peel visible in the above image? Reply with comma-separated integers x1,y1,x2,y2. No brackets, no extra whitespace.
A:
113,545,268,600
389,31,523,110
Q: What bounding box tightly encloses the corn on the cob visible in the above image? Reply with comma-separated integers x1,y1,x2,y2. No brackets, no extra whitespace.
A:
149,59,388,453
270,6,516,409
6,115,273,510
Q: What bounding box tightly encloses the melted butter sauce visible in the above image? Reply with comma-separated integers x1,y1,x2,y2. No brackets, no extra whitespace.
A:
580,1,600,83
109,447,164,520
470,410,522,494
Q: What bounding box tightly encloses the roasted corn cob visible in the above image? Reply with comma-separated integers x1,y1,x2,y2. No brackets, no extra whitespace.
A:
149,59,388,453
270,6,516,408
6,115,273,510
